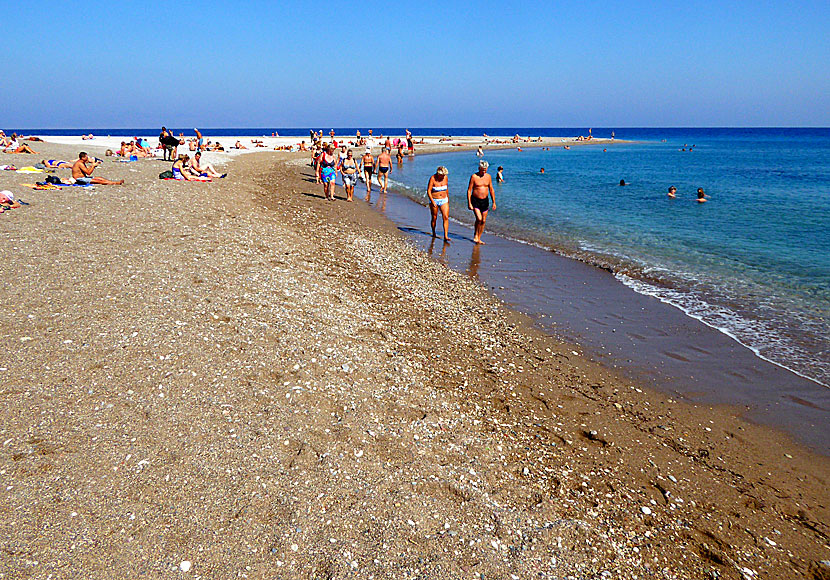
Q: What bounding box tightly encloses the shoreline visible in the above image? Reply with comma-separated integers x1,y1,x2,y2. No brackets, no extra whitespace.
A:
353,166,830,456
1,142,828,578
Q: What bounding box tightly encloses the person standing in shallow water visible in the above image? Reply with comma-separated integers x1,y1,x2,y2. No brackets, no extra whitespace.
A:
467,160,496,244
427,166,451,243
376,147,392,193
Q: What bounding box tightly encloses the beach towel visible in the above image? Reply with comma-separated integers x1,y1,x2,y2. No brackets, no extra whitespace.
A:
17,167,44,174
21,183,62,190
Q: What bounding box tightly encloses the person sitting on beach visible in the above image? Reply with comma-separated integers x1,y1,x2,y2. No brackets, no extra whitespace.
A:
376,147,392,193
360,147,374,195
299,140,308,151
189,151,225,179
338,149,358,202
171,155,209,181
2,134,37,154
233,140,248,150
134,137,152,156
496,166,504,183
467,160,495,245
427,166,451,243
81,133,94,140
697,188,707,203
668,186,677,198
71,152,124,185
0,190,21,213
41,159,73,169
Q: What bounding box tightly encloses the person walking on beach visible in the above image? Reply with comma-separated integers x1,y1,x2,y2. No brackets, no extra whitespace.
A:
376,147,392,193
316,144,338,201
339,149,358,202
467,160,495,244
195,128,203,152
72,152,124,185
427,166,451,243
361,147,375,195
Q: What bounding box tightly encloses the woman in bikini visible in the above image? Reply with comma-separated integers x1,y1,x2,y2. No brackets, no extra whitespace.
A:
360,148,375,195
339,149,358,202
42,159,73,169
316,144,338,201
427,166,451,242
172,155,200,181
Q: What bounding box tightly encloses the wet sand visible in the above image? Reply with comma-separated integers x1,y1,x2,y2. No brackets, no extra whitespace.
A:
363,187,830,455
0,142,828,579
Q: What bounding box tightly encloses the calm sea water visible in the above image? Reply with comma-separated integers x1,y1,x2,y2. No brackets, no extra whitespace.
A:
382,129,830,387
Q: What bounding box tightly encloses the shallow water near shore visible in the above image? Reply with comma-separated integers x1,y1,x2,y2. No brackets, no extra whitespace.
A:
355,159,830,455
384,129,830,390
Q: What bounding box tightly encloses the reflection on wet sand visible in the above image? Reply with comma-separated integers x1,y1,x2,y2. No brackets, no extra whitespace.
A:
428,238,449,260
468,244,481,279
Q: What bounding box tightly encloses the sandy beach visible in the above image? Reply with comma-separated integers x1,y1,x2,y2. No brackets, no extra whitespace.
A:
0,140,828,579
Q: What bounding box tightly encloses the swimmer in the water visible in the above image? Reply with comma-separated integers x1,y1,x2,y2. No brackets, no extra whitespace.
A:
668,186,677,198
496,166,504,183
697,188,707,202
619,179,627,186
540,168,545,174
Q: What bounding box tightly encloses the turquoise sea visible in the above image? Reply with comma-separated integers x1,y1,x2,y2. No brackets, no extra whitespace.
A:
384,129,830,387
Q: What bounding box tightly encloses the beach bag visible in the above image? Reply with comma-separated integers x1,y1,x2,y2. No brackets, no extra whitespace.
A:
159,170,174,179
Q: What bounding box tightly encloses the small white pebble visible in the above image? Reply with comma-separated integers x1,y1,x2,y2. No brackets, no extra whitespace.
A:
641,506,652,516
179,560,192,572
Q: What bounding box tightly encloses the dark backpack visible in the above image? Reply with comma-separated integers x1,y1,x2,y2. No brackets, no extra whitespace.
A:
159,170,174,179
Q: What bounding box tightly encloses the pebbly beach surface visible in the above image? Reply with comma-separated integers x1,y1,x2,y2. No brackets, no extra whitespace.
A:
0,140,828,579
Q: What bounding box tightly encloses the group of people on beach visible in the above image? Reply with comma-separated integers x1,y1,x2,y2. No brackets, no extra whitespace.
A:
1,132,38,154
310,132,497,245
313,130,415,202
427,160,497,244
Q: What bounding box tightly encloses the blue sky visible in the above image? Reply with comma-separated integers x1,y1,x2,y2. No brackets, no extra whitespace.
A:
3,1,828,128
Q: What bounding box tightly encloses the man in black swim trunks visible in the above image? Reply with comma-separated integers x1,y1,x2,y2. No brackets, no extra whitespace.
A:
467,160,496,244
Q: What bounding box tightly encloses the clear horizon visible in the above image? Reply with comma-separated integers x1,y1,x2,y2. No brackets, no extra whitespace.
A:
4,1,828,128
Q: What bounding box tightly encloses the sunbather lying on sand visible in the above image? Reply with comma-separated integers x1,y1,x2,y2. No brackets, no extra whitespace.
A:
42,159,73,168
0,190,21,212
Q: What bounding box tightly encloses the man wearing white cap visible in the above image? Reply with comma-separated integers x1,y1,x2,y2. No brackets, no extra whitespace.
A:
467,160,496,244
